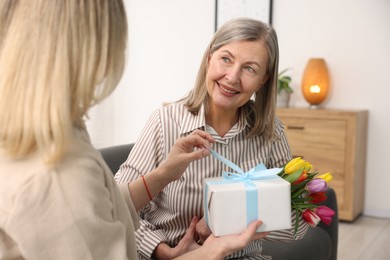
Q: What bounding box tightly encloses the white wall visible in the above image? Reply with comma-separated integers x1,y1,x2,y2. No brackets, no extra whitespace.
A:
87,0,390,218
111,0,215,146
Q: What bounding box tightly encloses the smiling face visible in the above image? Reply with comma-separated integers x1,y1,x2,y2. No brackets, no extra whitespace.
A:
206,40,269,115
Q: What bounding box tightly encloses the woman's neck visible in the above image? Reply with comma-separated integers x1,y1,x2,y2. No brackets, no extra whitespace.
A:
206,105,239,137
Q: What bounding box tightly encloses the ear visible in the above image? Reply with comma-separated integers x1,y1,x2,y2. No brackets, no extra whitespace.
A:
207,52,212,66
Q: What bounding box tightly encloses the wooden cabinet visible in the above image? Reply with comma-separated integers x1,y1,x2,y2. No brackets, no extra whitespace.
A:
276,108,368,221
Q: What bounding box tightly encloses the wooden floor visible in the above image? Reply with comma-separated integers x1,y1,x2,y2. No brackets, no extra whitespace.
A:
338,215,390,259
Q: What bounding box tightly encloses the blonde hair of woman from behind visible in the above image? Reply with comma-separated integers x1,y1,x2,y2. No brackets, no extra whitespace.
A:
182,17,279,140
0,0,127,164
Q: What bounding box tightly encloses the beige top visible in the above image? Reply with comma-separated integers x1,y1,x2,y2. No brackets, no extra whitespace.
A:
0,129,139,260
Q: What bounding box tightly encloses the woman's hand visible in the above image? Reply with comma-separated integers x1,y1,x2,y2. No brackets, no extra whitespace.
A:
153,217,201,259
195,217,212,244
160,130,214,182
174,220,269,260
202,220,269,258
172,216,202,256
129,130,214,211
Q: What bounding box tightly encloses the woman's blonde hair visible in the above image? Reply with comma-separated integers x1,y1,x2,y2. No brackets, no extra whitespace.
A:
182,17,279,140
0,0,127,163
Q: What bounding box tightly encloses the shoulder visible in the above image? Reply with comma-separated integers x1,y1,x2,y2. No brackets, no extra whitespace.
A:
0,151,47,228
154,101,204,133
273,115,287,140
0,143,106,231
159,101,190,117
145,102,190,126
0,129,109,216
274,116,285,131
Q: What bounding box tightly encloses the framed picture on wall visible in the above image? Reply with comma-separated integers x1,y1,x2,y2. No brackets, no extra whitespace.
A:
215,0,273,31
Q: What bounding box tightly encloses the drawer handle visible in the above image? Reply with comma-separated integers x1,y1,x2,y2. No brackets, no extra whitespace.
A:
287,126,305,130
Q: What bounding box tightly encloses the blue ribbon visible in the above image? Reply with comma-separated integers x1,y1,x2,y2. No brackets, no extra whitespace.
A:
204,148,282,230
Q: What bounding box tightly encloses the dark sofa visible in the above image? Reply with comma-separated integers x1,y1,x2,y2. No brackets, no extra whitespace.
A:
100,143,338,260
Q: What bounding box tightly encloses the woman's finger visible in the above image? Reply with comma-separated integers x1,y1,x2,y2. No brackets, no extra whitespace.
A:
190,130,215,143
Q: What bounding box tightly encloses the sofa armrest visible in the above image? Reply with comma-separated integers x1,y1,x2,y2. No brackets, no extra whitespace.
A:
99,143,134,174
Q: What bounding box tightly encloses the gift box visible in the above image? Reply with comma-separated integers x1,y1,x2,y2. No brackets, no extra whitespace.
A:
203,173,292,236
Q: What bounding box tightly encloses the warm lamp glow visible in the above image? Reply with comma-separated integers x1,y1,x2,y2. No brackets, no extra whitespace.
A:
302,58,330,108
309,85,321,93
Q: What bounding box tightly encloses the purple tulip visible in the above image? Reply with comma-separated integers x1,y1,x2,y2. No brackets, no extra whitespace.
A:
306,178,328,193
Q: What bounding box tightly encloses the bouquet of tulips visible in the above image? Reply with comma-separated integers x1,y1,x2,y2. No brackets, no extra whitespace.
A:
278,157,336,233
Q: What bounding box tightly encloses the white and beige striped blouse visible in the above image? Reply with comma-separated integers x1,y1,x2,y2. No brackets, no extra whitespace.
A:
115,101,308,259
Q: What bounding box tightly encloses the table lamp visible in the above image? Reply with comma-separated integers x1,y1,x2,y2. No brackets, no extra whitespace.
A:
301,58,330,109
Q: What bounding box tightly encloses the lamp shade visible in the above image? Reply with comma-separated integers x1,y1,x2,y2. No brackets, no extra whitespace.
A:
301,58,329,107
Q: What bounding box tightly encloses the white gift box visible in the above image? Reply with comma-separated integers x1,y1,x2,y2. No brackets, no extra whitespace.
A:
203,175,292,236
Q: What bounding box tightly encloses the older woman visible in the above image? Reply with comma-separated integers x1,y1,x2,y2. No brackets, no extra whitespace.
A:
115,18,308,259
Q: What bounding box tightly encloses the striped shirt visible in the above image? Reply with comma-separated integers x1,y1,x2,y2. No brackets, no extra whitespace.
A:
115,101,308,259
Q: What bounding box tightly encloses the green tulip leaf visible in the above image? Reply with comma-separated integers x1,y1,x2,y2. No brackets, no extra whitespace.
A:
284,167,304,183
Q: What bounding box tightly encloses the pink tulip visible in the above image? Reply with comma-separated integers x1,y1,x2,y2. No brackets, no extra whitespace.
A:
302,209,321,227
315,206,335,225
306,178,328,193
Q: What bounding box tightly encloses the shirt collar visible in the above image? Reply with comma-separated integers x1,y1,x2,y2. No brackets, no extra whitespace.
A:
179,104,207,135
180,103,250,137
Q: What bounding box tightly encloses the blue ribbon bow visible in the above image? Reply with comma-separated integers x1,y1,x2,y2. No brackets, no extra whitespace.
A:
208,147,282,181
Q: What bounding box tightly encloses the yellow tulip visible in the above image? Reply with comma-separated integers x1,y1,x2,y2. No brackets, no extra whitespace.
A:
303,162,312,172
316,172,333,183
284,157,305,174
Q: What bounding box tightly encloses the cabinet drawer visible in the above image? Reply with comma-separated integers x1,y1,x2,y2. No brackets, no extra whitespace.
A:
280,117,347,150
